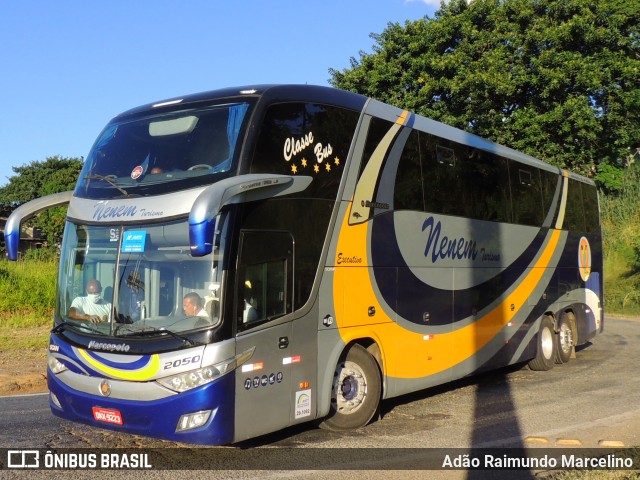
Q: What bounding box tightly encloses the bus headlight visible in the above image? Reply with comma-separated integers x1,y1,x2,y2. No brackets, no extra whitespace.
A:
156,348,255,393
48,355,68,374
156,358,235,393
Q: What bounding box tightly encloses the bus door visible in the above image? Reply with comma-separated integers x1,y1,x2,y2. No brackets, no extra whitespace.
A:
233,230,296,441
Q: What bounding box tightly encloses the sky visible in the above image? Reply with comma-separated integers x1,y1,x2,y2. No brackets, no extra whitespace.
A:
0,1,440,188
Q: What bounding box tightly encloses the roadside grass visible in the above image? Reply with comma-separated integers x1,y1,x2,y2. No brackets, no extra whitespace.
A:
0,323,50,351
0,257,55,351
600,164,640,316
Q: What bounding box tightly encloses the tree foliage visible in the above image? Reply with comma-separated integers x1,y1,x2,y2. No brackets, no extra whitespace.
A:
0,156,83,245
329,0,640,178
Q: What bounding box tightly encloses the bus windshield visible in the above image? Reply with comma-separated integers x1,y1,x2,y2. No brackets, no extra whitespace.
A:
75,103,251,200
55,218,225,338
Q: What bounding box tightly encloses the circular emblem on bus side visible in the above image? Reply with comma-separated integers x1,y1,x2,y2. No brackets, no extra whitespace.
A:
578,236,591,282
99,379,112,397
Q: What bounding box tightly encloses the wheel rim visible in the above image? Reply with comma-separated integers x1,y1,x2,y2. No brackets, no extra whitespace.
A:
332,360,368,415
559,322,573,355
541,326,554,359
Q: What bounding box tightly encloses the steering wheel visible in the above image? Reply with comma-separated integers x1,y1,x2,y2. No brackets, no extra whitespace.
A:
187,164,212,171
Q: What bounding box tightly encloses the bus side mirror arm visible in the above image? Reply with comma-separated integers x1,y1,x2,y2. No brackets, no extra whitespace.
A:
188,174,312,256
4,191,74,261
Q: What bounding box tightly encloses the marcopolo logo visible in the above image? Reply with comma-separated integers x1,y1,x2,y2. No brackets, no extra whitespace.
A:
88,340,131,352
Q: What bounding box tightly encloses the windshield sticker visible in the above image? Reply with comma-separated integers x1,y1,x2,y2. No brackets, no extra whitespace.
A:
121,230,147,253
109,228,120,243
131,166,144,180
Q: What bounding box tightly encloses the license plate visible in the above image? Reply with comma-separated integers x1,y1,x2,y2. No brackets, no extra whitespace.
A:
92,407,123,425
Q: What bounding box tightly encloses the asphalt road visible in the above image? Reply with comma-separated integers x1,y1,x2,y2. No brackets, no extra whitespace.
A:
2,316,640,479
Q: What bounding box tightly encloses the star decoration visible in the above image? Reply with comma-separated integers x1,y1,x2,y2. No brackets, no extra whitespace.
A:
291,164,298,174
301,158,308,168
325,163,331,172
314,164,320,174
334,156,340,166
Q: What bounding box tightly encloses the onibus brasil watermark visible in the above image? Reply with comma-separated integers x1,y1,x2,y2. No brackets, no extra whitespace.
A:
6,450,151,469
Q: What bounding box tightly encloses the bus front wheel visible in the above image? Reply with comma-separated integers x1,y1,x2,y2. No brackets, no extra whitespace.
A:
528,316,556,371
320,344,381,431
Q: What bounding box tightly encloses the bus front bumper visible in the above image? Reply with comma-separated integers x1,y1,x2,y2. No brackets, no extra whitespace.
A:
47,369,235,445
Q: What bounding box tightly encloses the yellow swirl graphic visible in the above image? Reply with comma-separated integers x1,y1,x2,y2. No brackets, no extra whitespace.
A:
78,349,161,381
334,209,561,379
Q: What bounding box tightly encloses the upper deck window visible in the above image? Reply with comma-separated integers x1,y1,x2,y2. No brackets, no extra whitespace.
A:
75,103,251,199
250,102,360,199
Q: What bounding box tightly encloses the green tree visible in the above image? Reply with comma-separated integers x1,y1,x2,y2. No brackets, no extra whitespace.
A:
329,0,640,177
0,156,83,245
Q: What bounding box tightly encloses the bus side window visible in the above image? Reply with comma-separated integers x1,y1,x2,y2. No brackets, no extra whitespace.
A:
236,231,294,329
511,164,543,226
564,178,586,232
458,149,511,223
582,183,600,233
422,135,461,217
393,129,424,212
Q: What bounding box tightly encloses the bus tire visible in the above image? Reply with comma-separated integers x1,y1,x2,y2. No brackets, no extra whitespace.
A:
555,313,574,364
319,344,382,431
528,316,556,371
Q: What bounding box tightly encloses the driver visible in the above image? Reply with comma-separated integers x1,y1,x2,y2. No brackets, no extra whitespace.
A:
68,279,112,324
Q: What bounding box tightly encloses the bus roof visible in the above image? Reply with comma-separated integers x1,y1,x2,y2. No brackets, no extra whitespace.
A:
114,83,594,186
115,84,369,120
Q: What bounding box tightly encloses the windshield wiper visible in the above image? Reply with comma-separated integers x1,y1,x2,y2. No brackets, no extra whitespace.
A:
120,327,200,347
52,321,105,336
85,174,130,197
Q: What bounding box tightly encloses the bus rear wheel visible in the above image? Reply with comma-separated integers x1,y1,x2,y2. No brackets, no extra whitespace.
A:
555,313,575,364
320,344,381,431
528,316,556,371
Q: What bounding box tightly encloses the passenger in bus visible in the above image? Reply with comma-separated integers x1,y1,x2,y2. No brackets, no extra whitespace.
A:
182,292,208,318
68,279,112,324
243,281,258,323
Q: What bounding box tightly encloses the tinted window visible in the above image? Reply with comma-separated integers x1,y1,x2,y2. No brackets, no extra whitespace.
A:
422,135,463,217
76,103,251,200
540,169,560,225
564,178,586,231
510,163,543,226
582,183,600,233
393,129,424,211
236,230,293,330
250,103,360,199
458,149,511,222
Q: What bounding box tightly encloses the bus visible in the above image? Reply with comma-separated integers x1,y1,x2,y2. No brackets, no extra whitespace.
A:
4,84,603,445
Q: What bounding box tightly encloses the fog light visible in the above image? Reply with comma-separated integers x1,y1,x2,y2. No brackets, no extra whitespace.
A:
176,410,213,432
50,392,62,409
